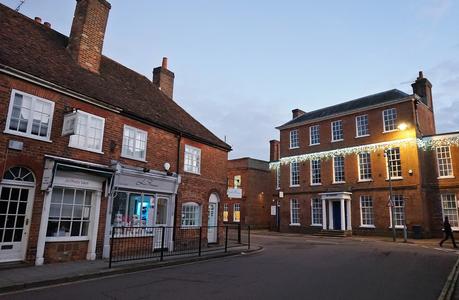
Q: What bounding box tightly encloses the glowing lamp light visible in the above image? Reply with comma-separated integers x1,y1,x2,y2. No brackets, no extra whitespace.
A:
398,123,408,131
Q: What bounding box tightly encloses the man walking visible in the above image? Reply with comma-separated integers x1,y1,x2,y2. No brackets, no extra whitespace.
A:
440,216,458,248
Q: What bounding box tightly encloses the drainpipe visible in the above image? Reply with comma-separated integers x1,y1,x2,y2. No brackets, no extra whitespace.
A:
173,133,182,241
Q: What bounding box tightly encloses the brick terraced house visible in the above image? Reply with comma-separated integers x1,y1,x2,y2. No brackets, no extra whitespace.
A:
270,72,459,238
225,158,271,227
0,0,230,265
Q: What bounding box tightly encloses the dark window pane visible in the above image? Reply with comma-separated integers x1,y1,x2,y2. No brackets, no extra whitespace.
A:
10,189,20,200
0,188,10,200
8,202,18,214
0,201,7,214
0,215,5,228
20,189,29,202
6,216,16,228
51,188,63,204
59,222,71,236
46,221,59,237
71,222,81,236
85,191,92,205
15,216,25,228
75,190,84,205
0,230,3,242
13,229,23,242
23,173,34,182
81,222,89,236
4,229,13,242
63,189,74,205
18,202,27,215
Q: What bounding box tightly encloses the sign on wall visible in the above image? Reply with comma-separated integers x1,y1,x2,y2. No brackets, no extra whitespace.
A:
227,188,242,199
61,111,78,136
271,205,277,216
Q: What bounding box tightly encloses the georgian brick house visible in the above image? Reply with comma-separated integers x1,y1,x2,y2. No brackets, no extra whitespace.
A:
270,72,459,238
0,0,230,265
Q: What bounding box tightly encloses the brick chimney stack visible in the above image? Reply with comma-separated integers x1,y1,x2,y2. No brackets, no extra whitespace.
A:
153,57,175,99
292,108,305,119
411,71,433,109
67,0,111,73
270,140,280,162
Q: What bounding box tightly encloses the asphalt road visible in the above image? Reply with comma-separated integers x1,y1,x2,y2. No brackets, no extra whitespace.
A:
2,234,457,300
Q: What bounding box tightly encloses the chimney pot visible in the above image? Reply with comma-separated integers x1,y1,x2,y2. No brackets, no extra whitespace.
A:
34,17,42,23
162,57,168,69
418,71,423,79
44,22,51,28
153,57,175,99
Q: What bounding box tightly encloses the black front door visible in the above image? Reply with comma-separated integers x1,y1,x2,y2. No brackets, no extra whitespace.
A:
332,202,341,230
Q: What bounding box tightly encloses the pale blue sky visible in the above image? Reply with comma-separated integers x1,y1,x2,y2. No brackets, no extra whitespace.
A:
2,0,459,160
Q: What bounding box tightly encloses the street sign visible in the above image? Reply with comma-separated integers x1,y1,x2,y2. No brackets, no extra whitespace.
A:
271,205,277,216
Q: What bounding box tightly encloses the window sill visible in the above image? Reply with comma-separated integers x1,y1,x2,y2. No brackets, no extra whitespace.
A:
438,176,455,179
69,144,104,154
386,177,403,181
310,183,322,186
45,236,90,242
355,134,370,139
389,226,405,229
289,146,300,150
311,224,322,227
180,226,201,229
331,139,344,143
332,181,345,185
358,179,373,183
383,130,397,134
4,129,52,143
359,225,375,229
289,223,301,226
121,154,147,163
289,185,300,188
309,143,320,146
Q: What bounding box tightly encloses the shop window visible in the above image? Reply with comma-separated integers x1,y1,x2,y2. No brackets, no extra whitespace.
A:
181,202,201,227
5,89,54,141
46,188,92,239
69,110,105,153
233,203,240,222
111,192,155,227
122,125,147,161
184,145,201,174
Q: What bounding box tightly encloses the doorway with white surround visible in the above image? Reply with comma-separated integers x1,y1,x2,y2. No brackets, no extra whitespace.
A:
207,193,219,243
319,192,352,234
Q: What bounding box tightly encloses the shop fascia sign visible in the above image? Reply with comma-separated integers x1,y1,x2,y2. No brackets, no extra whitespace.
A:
227,188,242,199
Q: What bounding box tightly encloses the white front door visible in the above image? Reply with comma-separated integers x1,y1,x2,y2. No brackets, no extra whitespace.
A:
207,202,218,243
0,185,34,262
154,196,169,249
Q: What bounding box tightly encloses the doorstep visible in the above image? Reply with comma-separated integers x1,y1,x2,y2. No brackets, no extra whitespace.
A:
0,244,261,294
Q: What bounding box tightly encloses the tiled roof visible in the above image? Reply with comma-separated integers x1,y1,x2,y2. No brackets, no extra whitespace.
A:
278,89,411,129
0,4,231,150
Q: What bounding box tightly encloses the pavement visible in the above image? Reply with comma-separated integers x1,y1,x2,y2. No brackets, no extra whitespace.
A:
1,231,458,300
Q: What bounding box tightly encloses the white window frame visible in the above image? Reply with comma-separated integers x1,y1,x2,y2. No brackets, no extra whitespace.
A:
290,199,300,225
383,108,397,133
310,159,321,186
4,89,55,142
184,145,201,175
358,152,372,182
121,125,148,162
355,114,369,138
386,147,402,179
311,198,323,226
441,194,459,230
290,161,300,187
331,120,344,142
437,146,454,179
68,110,105,153
233,203,241,222
359,195,375,228
389,195,405,229
333,155,345,183
289,129,299,149
309,125,320,145
181,202,201,228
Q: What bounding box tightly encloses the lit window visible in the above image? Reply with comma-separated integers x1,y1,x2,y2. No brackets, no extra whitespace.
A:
356,115,369,137
386,148,402,178
5,89,54,141
290,161,300,186
441,194,459,229
122,125,147,161
223,204,228,222
309,125,320,145
184,145,201,174
390,195,405,228
333,156,345,183
331,120,343,141
69,111,105,153
290,129,299,149
358,152,372,181
383,108,397,132
360,195,374,227
437,146,453,178
111,192,159,227
310,159,321,185
234,175,241,188
311,198,322,225
290,199,300,225
233,203,240,222
181,202,201,227
47,188,92,239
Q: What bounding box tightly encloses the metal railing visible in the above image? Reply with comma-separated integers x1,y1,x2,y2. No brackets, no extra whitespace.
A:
108,224,250,268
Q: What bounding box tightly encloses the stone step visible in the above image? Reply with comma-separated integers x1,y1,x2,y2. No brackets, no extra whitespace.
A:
313,230,352,237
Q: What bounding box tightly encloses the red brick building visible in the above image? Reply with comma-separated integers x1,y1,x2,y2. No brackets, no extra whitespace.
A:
225,158,271,227
0,1,230,265
270,72,459,238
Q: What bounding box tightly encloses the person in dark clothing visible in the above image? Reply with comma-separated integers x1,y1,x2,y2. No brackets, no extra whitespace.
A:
440,216,458,248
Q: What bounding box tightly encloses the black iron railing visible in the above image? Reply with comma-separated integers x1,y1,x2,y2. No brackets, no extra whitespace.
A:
108,224,250,268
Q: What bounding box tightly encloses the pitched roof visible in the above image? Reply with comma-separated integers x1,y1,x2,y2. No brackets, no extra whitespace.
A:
0,4,231,151
278,89,411,129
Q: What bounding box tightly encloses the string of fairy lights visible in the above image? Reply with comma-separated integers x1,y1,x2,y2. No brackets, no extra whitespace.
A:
269,134,459,170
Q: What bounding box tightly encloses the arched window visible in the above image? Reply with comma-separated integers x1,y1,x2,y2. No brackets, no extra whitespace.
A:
181,202,201,227
2,167,35,185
